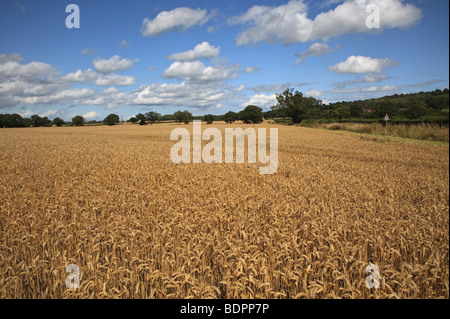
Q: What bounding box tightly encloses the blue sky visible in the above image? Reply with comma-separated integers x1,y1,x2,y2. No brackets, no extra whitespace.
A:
0,0,448,121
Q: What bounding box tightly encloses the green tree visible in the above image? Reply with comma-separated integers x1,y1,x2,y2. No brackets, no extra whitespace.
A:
203,114,215,124
183,110,193,124
174,110,185,124
136,113,146,125
128,117,138,124
223,111,238,124
52,117,65,127
72,115,85,126
31,115,51,127
174,110,193,124
145,111,160,125
349,103,363,117
332,104,351,119
239,105,263,124
373,101,399,118
22,118,32,127
103,113,120,126
272,89,321,124
31,115,43,127
407,102,429,119
0,113,24,127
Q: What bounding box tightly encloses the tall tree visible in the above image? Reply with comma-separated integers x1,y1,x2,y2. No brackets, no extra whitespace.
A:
223,111,238,124
145,111,160,125
239,105,263,124
182,110,193,124
31,115,51,127
52,117,65,127
272,89,305,123
103,113,120,126
128,117,138,124
174,110,185,124
136,113,146,125
72,116,85,126
203,114,215,124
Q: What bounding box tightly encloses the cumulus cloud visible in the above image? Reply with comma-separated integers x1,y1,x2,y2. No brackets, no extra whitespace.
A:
62,69,136,87
0,61,57,79
92,55,139,73
242,93,277,108
0,53,244,112
0,53,246,112
167,42,220,61
62,69,98,82
17,88,95,106
295,42,339,64
141,7,211,36
305,89,323,98
133,81,234,108
162,61,239,83
329,55,398,73
228,0,422,45
0,53,24,64
94,74,136,87
82,111,101,120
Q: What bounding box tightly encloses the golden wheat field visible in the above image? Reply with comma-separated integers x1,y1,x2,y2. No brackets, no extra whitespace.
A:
0,122,448,299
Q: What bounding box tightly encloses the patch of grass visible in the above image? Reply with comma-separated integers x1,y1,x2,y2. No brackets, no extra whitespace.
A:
307,122,449,143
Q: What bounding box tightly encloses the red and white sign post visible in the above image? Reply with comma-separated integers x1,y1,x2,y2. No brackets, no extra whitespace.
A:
384,114,389,126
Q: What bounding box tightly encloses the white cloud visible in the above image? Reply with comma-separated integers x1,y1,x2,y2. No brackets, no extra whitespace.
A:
229,0,422,45
19,110,34,117
141,7,211,36
362,73,390,83
329,55,398,74
94,74,136,87
162,61,238,83
0,54,243,111
40,109,57,117
0,53,24,64
0,61,57,78
92,55,139,73
167,42,220,61
62,69,98,82
19,109,60,118
17,88,95,106
305,89,323,98
235,84,246,92
243,67,260,73
242,93,277,108
133,81,234,108
82,111,101,120
295,42,339,64
62,69,136,87
333,73,391,86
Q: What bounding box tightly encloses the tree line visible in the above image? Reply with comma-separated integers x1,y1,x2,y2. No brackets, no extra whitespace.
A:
269,88,449,124
127,105,265,126
1,89,448,128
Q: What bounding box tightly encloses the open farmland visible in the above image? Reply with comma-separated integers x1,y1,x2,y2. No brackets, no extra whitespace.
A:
0,123,448,299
